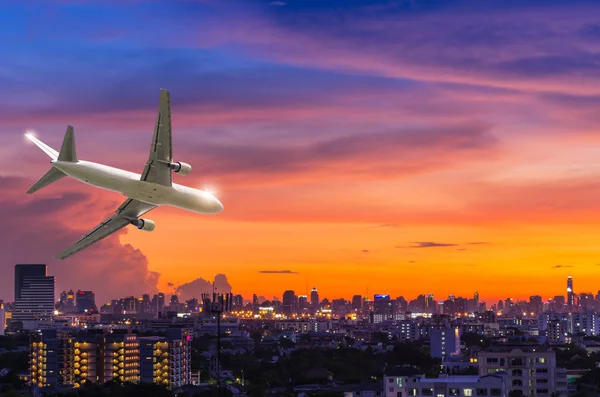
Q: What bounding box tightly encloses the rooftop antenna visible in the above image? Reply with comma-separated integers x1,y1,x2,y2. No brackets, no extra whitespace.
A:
202,286,232,397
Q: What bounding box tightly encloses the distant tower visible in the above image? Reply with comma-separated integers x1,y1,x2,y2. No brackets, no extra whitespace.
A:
567,276,574,308
13,264,55,330
310,287,319,310
282,290,296,315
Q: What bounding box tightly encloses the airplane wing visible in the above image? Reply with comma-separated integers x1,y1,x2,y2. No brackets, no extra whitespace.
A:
140,89,173,186
56,198,157,259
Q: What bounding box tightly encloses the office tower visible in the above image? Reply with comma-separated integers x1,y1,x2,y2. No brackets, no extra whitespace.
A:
529,295,543,314
58,291,68,310
310,287,319,311
395,296,408,313
0,304,4,336
351,295,362,311
13,264,55,329
567,276,574,307
103,333,140,384
297,295,308,312
430,327,460,359
232,294,244,310
374,294,393,316
15,264,46,300
425,294,436,313
579,293,594,312
138,294,152,315
185,298,198,312
30,329,62,388
139,328,191,389
252,294,259,310
76,290,97,313
282,290,296,315
66,290,75,312
122,296,138,313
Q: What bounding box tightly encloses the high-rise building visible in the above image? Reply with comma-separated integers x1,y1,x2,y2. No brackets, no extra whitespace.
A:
282,290,296,315
139,328,191,389
297,295,308,312
76,290,97,313
374,294,393,317
430,327,460,359
30,329,62,388
13,264,55,329
63,334,99,388
29,329,187,388
529,295,543,314
310,287,319,310
0,304,4,336
567,276,574,308
103,333,140,384
351,295,362,311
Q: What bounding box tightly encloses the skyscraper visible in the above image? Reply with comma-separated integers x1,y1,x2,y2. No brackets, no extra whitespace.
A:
0,304,4,336
310,287,319,310
13,264,55,329
567,276,574,308
282,290,296,315
76,290,97,313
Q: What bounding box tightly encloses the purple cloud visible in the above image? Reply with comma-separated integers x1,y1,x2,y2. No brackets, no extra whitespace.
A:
0,177,159,304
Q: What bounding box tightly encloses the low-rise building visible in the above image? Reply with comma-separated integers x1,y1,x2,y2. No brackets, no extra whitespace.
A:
477,345,567,397
384,373,508,397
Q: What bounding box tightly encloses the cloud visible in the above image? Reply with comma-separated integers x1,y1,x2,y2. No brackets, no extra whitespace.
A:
175,274,232,301
362,249,370,253
167,282,174,287
269,1,287,6
0,176,159,304
258,270,298,274
409,242,458,248
184,122,498,187
209,1,600,95
378,224,400,228
552,265,574,269
468,242,490,245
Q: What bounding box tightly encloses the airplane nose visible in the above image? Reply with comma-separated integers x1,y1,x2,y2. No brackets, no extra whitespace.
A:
213,197,224,213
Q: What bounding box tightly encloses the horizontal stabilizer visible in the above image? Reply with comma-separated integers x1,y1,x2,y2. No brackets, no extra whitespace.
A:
26,167,66,194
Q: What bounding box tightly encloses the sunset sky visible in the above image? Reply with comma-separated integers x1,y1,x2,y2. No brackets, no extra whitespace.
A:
2,0,600,305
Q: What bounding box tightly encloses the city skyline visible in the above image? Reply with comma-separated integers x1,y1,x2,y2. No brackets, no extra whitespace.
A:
6,264,595,308
3,0,600,302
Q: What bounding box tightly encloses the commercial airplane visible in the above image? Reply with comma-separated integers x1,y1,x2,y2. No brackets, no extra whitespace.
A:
25,89,223,260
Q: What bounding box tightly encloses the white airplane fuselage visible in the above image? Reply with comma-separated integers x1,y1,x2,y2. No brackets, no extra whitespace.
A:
52,160,223,214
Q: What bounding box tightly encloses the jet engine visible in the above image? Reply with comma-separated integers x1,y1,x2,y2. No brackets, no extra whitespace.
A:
132,218,155,232
169,161,192,176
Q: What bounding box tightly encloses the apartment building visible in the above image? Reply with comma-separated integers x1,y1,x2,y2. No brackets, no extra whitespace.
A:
384,373,508,397
477,346,567,397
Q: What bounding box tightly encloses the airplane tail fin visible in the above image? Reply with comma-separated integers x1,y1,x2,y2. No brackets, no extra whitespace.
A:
26,167,66,194
57,125,78,162
25,125,76,194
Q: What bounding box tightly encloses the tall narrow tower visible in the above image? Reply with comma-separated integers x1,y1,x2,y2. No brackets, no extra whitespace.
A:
567,276,574,308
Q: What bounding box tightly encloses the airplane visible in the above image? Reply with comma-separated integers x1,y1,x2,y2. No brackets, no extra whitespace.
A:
25,89,223,260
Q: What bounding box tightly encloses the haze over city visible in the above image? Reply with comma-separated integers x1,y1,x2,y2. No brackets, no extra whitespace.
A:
3,0,600,303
